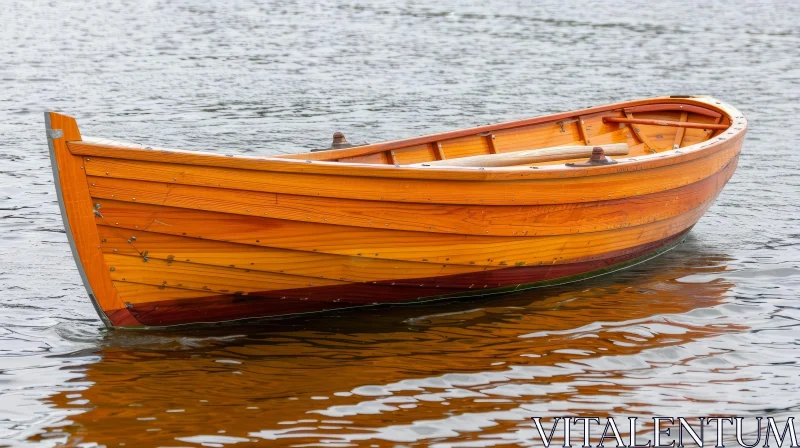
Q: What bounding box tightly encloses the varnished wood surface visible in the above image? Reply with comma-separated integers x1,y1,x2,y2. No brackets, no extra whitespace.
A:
86,158,731,236
673,111,689,149
119,229,694,326
97,226,487,285
602,117,729,130
274,96,734,161
623,103,722,117
79,140,740,205
48,113,127,313
93,193,717,267
93,157,736,307
413,144,629,167
68,132,741,180
105,253,350,295
66,96,744,181
46,96,747,327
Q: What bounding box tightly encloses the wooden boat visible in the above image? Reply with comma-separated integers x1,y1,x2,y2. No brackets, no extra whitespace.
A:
45,95,746,328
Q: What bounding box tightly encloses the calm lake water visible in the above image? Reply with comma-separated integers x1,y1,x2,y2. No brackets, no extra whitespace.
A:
1,0,799,446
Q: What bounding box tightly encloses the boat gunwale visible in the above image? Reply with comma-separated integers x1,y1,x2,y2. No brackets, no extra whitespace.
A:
63,96,747,182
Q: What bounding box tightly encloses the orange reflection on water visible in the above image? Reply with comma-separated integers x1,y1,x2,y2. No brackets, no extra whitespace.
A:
41,245,741,447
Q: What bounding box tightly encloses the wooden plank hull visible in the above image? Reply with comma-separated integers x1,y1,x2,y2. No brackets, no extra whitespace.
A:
45,96,747,328
111,228,693,327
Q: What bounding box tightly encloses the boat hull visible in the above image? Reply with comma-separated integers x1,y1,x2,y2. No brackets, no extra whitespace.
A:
107,227,695,327
45,96,746,328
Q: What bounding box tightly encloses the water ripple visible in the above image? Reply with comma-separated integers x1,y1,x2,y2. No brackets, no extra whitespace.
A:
1,0,799,446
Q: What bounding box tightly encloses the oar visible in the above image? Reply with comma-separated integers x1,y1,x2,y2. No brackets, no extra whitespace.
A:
410,143,629,168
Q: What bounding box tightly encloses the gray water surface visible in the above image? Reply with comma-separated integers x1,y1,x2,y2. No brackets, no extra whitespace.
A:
1,0,799,446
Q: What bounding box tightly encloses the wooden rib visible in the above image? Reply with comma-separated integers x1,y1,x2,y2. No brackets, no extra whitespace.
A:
48,113,126,312
576,116,590,145
97,226,486,282
93,195,720,267
673,112,689,149
624,112,657,153
486,135,498,154
570,110,627,148
105,253,348,295
385,149,397,165
708,114,724,138
80,141,739,206
432,142,446,160
88,157,733,237
603,117,729,130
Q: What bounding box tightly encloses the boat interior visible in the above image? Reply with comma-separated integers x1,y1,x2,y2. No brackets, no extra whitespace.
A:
278,99,731,168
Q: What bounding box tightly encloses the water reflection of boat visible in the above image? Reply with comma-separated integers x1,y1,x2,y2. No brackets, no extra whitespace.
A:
42,247,740,446
45,96,745,327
